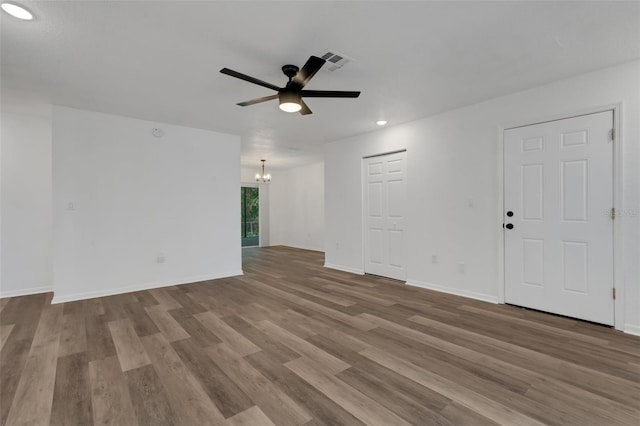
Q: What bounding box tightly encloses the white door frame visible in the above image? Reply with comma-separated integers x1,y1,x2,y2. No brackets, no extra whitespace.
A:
497,103,625,330
361,149,408,280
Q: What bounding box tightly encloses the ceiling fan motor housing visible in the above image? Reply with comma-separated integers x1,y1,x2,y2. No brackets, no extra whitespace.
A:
282,64,300,80
279,89,301,102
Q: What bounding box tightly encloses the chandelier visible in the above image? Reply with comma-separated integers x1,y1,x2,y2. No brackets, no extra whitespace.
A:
255,159,271,182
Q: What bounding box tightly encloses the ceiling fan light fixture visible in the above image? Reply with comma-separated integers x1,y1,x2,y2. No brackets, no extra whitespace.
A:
279,102,302,113
376,120,388,126
279,91,302,113
221,55,360,115
256,160,271,183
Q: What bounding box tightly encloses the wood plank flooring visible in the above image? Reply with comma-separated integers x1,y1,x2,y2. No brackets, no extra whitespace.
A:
1,246,639,425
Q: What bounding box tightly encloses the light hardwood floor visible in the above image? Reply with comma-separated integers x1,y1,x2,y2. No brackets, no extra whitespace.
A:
1,246,639,425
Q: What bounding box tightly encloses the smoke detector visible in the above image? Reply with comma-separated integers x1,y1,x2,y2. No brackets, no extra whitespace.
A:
319,50,352,72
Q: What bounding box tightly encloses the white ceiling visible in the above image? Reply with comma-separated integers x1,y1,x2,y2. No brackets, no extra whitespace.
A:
2,1,639,169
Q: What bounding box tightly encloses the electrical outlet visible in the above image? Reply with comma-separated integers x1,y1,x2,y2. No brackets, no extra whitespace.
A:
157,253,165,264
431,254,438,264
336,242,340,250
458,261,466,274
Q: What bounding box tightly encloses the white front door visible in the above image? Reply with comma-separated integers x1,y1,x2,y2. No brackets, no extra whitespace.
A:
363,151,407,281
504,111,614,325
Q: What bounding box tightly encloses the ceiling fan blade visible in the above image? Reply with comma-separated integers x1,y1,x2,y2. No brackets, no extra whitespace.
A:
301,90,361,98
290,56,326,89
220,68,281,92
237,94,279,107
299,99,312,115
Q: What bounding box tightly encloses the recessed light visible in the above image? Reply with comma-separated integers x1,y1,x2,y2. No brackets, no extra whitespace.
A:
1,2,33,20
376,120,387,126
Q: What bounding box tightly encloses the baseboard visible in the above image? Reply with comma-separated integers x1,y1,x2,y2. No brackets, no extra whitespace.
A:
323,263,365,275
0,285,53,299
280,243,325,253
51,270,243,304
623,324,640,337
406,280,499,304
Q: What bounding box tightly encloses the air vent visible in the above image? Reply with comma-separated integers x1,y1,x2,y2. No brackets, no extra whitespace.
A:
319,50,351,72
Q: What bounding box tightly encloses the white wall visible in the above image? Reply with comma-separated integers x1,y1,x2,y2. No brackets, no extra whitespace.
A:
270,162,324,252
52,106,241,302
259,184,270,248
240,167,258,183
0,107,53,297
325,60,640,333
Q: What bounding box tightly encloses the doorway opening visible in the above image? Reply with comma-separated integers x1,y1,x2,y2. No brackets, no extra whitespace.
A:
241,186,259,247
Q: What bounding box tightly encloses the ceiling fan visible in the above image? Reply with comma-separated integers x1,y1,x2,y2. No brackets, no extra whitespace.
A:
220,55,360,115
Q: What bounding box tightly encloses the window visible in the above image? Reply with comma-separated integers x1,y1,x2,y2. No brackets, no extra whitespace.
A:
241,187,259,247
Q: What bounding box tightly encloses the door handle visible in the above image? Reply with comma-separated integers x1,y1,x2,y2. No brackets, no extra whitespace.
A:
505,223,514,230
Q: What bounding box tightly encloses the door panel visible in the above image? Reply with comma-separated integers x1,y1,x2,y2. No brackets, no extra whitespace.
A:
363,151,407,281
522,164,544,220
504,111,614,325
369,229,384,264
522,238,544,286
562,241,588,293
388,230,404,268
387,180,404,217
561,160,588,221
368,182,383,217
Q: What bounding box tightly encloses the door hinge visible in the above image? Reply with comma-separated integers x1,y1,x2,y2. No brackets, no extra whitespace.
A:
610,207,616,220
612,288,616,300
611,128,616,141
